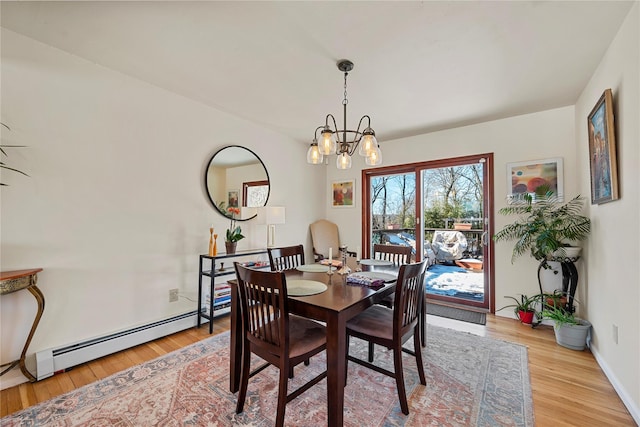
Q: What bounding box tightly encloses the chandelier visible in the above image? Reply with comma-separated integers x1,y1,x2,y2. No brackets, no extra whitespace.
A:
306,59,382,169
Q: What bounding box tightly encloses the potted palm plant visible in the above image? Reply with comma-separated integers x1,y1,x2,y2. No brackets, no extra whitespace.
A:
493,186,591,312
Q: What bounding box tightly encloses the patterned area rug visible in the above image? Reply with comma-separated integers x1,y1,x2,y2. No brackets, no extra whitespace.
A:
2,325,534,426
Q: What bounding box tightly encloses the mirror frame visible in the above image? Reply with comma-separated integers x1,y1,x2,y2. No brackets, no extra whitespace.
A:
204,145,270,221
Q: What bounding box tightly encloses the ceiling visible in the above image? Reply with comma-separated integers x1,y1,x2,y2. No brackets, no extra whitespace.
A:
0,1,634,146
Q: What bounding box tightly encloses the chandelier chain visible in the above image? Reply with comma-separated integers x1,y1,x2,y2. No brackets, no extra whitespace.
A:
343,72,348,106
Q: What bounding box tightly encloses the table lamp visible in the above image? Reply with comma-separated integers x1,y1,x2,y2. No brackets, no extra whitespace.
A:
257,206,286,248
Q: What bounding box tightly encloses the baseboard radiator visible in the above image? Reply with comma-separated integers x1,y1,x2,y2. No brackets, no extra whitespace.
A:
35,311,200,381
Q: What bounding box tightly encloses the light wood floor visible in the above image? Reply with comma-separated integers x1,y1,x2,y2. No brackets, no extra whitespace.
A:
1,314,636,426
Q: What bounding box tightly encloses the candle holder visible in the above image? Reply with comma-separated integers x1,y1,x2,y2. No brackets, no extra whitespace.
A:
337,245,351,275
326,263,334,275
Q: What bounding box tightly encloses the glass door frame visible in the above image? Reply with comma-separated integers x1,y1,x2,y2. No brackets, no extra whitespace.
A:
362,153,495,312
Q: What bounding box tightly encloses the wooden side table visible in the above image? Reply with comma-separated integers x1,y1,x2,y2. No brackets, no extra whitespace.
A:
0,268,45,382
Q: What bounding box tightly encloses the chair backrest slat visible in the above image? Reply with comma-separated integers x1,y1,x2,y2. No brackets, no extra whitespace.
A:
268,245,305,271
235,263,289,354
373,243,412,265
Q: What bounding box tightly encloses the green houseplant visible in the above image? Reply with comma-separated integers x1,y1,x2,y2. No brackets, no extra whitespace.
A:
497,293,542,325
493,186,591,312
493,186,591,263
542,303,591,350
225,207,244,254
0,122,28,186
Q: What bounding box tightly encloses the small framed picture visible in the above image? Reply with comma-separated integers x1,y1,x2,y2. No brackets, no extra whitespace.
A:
506,157,563,203
228,190,239,208
588,89,619,204
332,180,355,208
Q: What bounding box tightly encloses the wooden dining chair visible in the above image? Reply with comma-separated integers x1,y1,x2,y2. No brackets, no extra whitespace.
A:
268,244,305,271
346,260,428,415
373,243,412,265
234,263,327,427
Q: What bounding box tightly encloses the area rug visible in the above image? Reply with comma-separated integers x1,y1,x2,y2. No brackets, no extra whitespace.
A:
426,303,487,325
425,264,484,301
2,325,534,426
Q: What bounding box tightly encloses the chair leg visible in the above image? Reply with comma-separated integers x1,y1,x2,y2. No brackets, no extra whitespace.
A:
304,359,310,366
414,327,427,385
289,366,294,379
235,341,251,414
393,344,409,415
421,298,426,347
275,364,289,427
345,335,350,384
368,341,375,362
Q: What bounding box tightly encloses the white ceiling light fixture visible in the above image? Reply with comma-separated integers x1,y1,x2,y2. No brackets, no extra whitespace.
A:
306,60,382,169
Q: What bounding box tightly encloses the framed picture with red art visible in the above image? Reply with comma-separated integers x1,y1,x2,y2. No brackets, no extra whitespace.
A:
506,157,563,203
332,180,354,208
588,89,619,205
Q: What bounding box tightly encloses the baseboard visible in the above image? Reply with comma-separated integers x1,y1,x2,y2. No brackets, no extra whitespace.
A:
590,345,640,425
34,311,202,381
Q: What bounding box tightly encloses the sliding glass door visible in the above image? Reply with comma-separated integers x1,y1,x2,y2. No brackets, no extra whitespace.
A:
362,154,494,311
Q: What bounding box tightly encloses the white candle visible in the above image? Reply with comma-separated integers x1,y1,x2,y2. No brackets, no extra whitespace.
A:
328,247,332,261
356,246,361,261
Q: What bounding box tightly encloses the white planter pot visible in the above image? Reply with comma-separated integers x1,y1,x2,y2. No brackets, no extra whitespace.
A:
553,319,591,350
539,261,563,294
551,246,582,259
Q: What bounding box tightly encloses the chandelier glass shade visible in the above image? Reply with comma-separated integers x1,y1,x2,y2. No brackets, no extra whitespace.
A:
306,60,382,169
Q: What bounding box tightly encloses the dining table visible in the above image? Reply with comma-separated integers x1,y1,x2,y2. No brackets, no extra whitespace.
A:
228,256,399,427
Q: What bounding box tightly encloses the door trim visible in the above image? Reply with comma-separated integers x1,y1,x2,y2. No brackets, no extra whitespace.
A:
362,153,495,313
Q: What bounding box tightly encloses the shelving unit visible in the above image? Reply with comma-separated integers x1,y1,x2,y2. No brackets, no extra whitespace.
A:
197,249,269,333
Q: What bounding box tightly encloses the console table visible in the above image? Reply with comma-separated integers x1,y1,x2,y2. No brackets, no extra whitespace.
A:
0,268,45,382
198,250,268,333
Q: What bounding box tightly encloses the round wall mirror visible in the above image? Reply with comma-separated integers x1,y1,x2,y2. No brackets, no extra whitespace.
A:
205,145,270,220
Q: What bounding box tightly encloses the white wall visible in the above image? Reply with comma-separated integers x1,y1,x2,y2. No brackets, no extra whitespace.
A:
0,28,325,386
575,2,640,419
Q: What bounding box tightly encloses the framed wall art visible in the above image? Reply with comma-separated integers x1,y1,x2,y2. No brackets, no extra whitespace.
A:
242,180,269,207
228,190,239,208
506,157,563,203
332,179,355,208
588,89,619,205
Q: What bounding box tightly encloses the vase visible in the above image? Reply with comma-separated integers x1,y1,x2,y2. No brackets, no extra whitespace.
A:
208,228,214,256
225,241,237,254
213,234,218,256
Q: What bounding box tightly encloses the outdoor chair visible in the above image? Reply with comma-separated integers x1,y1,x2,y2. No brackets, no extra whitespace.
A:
431,230,468,263
346,260,428,415
234,263,327,427
268,244,306,271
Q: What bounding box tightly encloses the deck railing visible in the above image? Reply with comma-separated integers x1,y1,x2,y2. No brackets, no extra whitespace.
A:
373,227,484,259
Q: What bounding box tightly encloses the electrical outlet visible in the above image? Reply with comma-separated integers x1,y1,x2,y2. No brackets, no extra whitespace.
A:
169,288,179,303
612,324,618,344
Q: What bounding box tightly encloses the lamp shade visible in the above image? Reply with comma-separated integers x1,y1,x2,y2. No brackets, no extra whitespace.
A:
257,206,286,225
240,206,258,220
257,206,286,248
